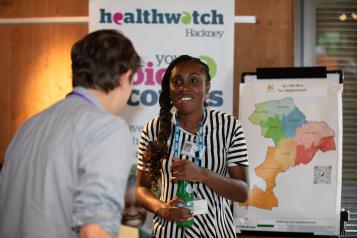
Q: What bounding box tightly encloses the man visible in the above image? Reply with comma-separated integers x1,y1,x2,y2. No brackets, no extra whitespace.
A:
0,29,141,238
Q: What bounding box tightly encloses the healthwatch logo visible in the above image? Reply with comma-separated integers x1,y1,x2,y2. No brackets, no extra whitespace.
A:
99,8,224,25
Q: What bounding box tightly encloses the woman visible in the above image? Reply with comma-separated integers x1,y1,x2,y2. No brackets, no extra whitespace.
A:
136,55,249,238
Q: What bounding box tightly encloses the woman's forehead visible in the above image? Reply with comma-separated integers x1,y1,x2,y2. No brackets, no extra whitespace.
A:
171,61,204,75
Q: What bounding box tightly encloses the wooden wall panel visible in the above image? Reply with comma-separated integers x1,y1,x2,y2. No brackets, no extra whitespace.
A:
0,26,12,164
233,0,294,116
0,0,88,164
0,0,87,17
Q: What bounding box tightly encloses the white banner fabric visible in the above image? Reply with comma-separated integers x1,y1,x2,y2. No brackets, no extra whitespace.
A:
89,0,235,163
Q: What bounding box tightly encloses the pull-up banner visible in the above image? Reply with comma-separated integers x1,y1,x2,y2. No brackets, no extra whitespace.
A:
89,0,235,163
235,69,343,236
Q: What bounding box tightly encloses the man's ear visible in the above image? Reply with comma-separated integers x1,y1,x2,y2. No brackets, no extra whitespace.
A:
117,69,133,87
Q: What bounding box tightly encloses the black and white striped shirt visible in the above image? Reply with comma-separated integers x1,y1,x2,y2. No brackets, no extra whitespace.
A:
137,109,249,238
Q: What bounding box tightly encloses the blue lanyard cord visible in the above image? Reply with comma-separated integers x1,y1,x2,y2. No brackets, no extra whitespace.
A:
173,124,181,158
174,110,206,166
67,91,96,107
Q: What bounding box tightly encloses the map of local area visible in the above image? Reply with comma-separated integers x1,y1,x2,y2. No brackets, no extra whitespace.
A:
242,97,336,210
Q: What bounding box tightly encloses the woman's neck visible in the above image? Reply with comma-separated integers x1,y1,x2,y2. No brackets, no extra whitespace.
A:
177,109,205,133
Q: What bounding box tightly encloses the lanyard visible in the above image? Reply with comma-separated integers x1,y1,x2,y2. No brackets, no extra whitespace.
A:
68,91,96,107
174,110,206,166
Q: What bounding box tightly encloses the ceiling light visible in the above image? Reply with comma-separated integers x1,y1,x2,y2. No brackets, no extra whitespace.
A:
339,13,347,21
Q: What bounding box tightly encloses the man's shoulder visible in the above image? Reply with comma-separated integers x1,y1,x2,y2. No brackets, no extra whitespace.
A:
53,98,130,136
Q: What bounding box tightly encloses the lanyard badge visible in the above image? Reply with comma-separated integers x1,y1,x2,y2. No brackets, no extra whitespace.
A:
173,111,206,166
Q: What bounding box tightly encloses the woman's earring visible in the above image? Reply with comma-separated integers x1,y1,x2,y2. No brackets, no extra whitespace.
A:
204,96,209,107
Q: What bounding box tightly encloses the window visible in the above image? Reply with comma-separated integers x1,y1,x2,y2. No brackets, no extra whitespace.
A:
316,2,357,235
296,0,357,235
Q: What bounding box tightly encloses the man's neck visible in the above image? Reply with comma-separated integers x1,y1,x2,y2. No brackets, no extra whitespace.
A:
87,88,115,114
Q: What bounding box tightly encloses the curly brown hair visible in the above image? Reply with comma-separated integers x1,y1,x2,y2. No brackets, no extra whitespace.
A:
142,55,211,182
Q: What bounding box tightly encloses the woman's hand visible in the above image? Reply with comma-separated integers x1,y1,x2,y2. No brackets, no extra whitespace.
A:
171,157,206,182
158,197,192,222
170,157,249,202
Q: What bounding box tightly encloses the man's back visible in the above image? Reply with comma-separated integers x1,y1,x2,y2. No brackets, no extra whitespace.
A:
0,87,133,238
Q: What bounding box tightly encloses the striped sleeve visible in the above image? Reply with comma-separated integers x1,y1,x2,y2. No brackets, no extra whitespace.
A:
137,118,158,171
226,119,249,167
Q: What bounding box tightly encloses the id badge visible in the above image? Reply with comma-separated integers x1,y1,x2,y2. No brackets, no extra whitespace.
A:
193,199,208,215
181,141,205,158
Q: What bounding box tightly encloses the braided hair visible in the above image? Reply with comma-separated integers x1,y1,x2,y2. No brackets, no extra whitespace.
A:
142,55,211,183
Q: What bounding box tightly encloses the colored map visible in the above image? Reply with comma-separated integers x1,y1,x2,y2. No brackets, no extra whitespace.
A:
242,97,336,210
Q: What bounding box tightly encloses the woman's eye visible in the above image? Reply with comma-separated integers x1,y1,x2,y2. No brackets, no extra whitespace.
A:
171,78,182,86
190,77,199,85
